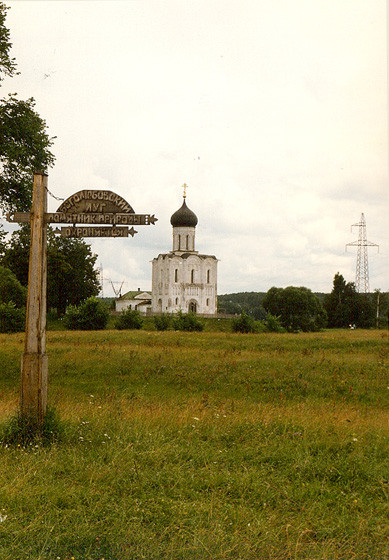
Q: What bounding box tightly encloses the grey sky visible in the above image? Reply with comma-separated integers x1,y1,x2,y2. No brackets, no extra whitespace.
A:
2,0,388,295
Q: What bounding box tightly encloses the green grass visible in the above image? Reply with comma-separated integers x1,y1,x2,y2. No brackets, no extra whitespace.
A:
0,329,388,559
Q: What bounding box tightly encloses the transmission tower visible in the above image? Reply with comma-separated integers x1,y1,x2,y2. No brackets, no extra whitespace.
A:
98,263,104,297
345,213,379,293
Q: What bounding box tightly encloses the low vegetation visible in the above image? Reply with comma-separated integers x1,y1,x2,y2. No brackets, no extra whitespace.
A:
172,310,204,332
0,328,387,559
63,297,109,331
114,309,143,330
0,301,25,333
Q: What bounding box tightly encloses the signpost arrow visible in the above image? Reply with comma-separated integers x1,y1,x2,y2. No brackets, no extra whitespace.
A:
7,212,158,226
59,226,138,238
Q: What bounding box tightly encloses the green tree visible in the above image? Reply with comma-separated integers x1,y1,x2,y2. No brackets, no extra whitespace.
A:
324,273,375,328
0,264,26,307
0,3,17,80
47,231,100,316
263,286,327,332
1,226,100,315
0,4,55,212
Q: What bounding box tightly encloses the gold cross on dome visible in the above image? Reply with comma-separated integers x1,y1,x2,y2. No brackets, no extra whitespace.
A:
182,183,188,199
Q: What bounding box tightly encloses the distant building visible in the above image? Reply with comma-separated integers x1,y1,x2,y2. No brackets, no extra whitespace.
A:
115,289,152,315
151,193,218,315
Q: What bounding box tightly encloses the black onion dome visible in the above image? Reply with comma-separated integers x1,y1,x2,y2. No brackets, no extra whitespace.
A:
170,199,198,227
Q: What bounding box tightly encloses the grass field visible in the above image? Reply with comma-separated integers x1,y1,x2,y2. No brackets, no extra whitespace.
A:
0,328,388,560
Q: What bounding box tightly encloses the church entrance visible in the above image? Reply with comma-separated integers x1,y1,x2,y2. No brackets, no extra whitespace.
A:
188,301,197,313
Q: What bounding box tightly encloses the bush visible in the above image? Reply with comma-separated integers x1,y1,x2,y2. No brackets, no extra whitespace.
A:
264,313,285,333
231,312,259,333
172,311,204,332
0,302,25,333
63,297,109,330
154,313,171,331
114,308,143,330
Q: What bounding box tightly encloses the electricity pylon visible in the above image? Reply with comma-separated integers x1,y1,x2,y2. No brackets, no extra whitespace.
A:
346,213,379,293
98,263,104,297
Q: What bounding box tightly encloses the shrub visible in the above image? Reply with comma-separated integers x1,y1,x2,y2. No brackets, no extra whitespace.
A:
63,297,109,330
154,313,171,331
0,302,25,333
114,308,143,330
264,313,285,333
172,311,204,332
231,312,259,333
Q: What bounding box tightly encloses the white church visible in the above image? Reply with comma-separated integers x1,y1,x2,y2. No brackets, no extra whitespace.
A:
150,189,218,315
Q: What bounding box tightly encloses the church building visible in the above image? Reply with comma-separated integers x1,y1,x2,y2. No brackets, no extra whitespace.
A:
151,188,218,315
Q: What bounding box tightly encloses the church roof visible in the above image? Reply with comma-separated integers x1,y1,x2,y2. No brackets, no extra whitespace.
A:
170,198,198,228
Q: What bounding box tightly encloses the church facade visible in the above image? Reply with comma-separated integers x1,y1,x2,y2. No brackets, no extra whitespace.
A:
151,194,218,315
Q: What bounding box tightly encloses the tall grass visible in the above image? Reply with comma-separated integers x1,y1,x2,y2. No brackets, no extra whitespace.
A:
0,329,387,559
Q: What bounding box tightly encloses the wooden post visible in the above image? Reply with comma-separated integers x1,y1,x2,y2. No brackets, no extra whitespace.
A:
20,171,48,423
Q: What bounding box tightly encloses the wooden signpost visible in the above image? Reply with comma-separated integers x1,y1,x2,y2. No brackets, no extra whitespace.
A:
7,172,157,425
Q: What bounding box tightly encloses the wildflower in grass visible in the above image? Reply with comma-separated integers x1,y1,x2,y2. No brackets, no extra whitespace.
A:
0,513,7,522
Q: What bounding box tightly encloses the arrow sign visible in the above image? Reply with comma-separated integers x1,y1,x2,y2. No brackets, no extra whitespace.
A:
59,226,138,238
7,212,158,226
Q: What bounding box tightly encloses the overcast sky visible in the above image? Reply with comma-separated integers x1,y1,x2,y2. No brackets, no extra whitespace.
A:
2,0,388,295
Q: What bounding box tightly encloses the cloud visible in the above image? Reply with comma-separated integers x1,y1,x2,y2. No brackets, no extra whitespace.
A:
2,0,387,295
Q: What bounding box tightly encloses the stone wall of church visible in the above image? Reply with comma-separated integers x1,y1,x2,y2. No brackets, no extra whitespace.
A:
151,253,217,314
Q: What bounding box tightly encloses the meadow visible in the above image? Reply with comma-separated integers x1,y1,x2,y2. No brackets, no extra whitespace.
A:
0,327,388,560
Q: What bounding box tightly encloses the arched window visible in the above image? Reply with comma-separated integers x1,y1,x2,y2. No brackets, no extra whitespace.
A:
206,298,210,306
178,235,181,250
186,235,189,250
207,269,210,283
191,269,195,283
175,297,178,305
175,269,178,282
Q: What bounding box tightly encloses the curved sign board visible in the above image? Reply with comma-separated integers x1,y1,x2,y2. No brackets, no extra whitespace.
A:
7,189,157,237
57,190,135,214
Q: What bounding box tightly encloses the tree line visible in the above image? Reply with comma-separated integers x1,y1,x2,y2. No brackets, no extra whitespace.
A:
219,280,387,331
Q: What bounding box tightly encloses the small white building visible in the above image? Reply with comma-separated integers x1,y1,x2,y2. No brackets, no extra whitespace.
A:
115,290,152,315
151,194,218,315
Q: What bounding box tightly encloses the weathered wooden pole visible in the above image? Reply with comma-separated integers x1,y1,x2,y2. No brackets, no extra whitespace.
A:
20,171,48,424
